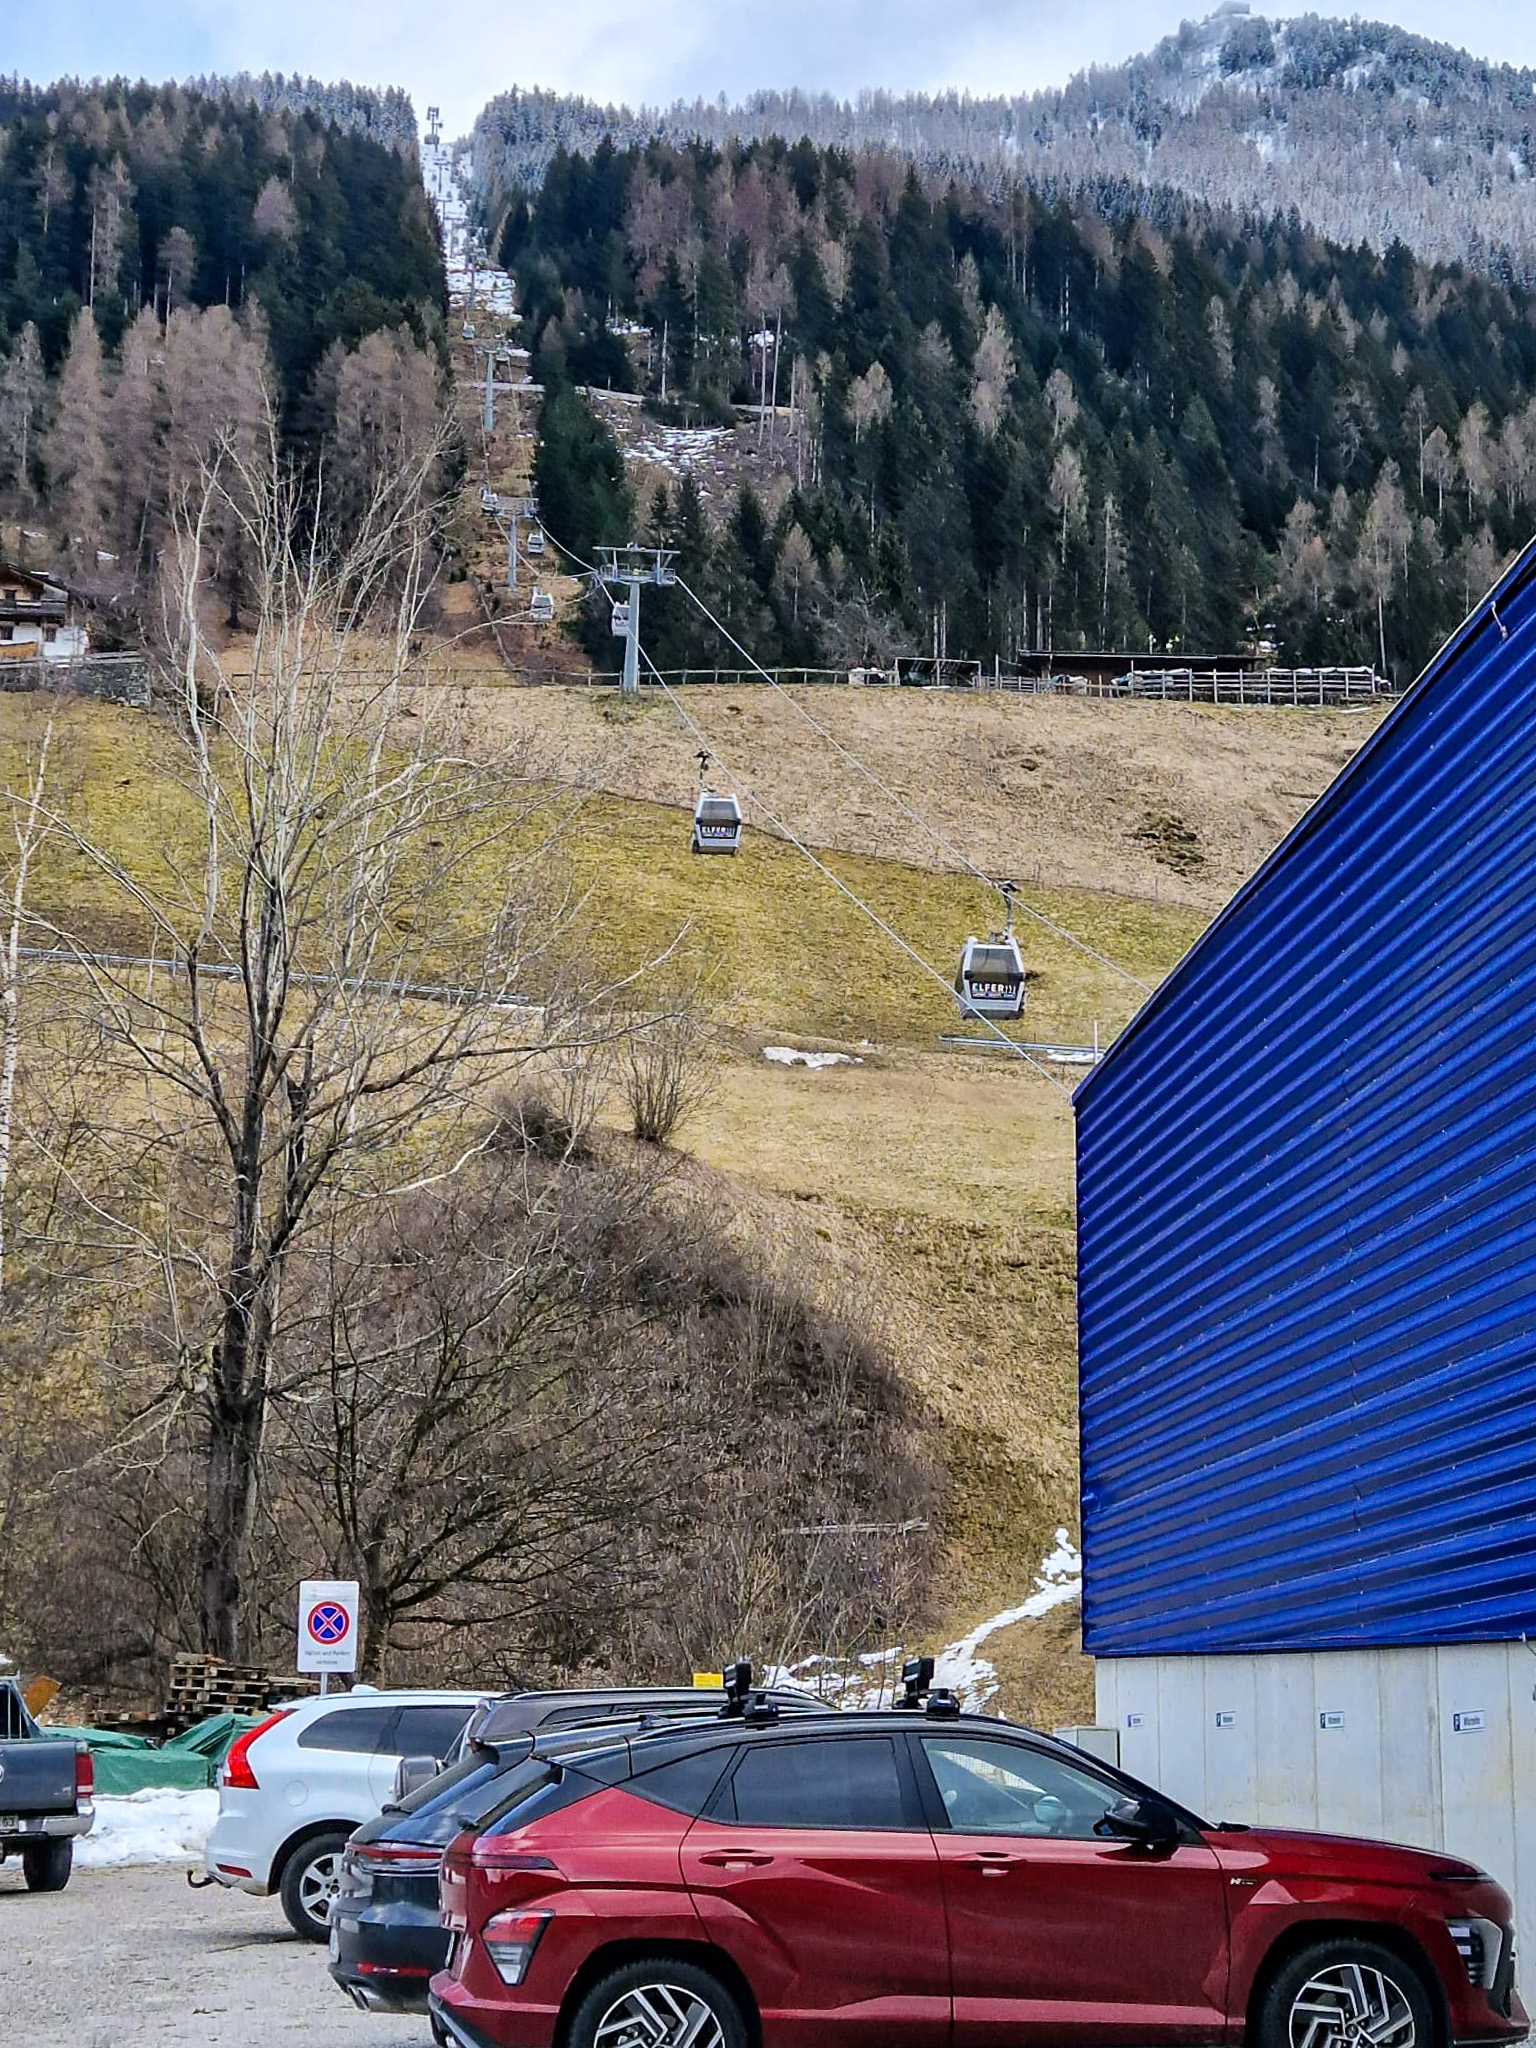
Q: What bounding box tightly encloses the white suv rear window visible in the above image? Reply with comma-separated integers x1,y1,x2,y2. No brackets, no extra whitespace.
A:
295,1706,396,1754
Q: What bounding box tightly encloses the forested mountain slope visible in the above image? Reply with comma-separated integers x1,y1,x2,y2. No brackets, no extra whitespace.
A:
185,74,417,153
0,79,447,626
0,79,440,390
469,8,1536,281
511,137,1536,685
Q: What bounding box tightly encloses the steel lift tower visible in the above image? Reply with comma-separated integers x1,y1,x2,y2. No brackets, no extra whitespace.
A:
598,547,677,697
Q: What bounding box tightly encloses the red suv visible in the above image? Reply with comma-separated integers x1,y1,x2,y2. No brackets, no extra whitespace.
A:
430,1696,1525,2048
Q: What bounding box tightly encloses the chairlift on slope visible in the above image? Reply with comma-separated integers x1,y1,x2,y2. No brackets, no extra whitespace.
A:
691,749,743,856
955,882,1026,1021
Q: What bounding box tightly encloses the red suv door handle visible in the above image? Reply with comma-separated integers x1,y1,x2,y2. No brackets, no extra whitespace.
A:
697,1851,775,1869
960,1852,1020,1875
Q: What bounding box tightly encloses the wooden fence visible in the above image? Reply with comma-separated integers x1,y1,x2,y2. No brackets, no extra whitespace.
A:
406,663,1390,705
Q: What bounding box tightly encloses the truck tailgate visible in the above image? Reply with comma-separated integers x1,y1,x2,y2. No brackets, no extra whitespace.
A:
0,1738,80,1815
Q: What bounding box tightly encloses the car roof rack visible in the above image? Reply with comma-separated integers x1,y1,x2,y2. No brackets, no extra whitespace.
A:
894,1656,934,1709
718,1659,781,1726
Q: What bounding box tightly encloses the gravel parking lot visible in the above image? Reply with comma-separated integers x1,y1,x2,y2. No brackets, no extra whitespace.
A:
0,1864,435,2047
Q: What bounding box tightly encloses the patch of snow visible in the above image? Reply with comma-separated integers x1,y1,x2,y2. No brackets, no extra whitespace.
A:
769,1528,1082,1713
763,1046,862,1070
932,1529,1081,1709
74,1788,219,1869
629,427,731,476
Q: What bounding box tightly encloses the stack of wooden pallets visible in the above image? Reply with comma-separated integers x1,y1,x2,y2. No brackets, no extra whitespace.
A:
164,1654,280,1729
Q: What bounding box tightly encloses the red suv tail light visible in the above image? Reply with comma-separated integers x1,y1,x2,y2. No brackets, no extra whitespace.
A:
220,1709,293,1791
74,1747,94,1801
469,1847,558,1874
482,1908,552,1985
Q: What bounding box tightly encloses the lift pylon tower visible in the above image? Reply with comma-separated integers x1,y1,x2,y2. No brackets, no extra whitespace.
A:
426,106,442,147
597,546,677,697
476,343,516,436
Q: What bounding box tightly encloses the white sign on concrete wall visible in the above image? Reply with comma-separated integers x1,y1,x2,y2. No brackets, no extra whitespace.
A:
297,1579,360,1674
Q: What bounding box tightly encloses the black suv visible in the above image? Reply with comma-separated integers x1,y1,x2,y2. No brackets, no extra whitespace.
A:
330,1682,819,2013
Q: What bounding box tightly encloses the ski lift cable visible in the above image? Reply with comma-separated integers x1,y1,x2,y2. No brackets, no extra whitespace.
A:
632,641,1072,1101
672,575,1152,994
532,521,1069,1097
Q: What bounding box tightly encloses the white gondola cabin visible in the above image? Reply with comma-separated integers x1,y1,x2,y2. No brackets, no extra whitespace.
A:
955,936,1026,1020
525,527,547,556
692,791,743,855
529,590,554,623
610,600,632,637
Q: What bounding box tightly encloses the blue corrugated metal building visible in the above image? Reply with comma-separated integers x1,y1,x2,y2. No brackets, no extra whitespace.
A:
1075,542,1536,1933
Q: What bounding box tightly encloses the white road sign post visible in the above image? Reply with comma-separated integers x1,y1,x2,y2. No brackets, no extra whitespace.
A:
297,1579,359,1696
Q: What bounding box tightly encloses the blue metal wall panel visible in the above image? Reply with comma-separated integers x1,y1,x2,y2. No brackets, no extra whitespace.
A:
1075,544,1536,1655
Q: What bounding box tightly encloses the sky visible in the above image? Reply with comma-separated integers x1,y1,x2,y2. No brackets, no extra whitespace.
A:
9,1,1536,140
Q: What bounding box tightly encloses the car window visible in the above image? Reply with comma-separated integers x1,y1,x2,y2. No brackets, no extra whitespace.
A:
390,1704,475,1759
295,1705,398,1754
383,1752,505,1825
630,1746,736,1817
722,1738,909,1830
482,1764,596,1836
919,1736,1121,1839
394,1760,545,1847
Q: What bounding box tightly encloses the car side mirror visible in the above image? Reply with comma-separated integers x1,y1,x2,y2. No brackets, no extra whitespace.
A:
1096,1793,1179,1847
392,1754,442,1804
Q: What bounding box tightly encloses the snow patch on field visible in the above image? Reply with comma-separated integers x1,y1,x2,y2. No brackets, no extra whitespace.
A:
74,1788,218,1868
763,1046,862,1070
771,1528,1082,1712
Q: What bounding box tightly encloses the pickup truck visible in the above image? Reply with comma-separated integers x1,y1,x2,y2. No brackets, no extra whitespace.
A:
0,1679,94,1890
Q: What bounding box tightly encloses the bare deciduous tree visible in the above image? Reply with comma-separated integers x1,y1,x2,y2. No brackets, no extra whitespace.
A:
39,422,583,1659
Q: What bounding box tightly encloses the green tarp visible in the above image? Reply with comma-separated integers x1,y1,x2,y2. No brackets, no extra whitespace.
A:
41,1711,258,1794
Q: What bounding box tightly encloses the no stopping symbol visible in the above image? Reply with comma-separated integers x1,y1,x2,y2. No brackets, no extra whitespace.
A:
307,1601,350,1646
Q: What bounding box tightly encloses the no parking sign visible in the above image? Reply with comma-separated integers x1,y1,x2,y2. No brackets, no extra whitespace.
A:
297,1578,360,1675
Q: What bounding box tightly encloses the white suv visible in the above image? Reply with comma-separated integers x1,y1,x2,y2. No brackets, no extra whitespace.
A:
204,1687,484,1938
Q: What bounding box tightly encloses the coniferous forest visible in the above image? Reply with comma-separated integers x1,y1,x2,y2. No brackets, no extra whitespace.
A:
0,79,447,622
0,79,441,395
511,137,1536,683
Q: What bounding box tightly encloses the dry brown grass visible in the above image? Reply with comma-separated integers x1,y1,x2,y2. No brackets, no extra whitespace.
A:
430,680,1389,912
685,1049,1082,1713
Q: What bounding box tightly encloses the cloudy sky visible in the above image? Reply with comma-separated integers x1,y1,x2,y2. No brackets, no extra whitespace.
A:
11,1,1536,137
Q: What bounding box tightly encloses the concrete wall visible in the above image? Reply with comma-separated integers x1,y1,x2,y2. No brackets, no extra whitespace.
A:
1098,1645,1536,1963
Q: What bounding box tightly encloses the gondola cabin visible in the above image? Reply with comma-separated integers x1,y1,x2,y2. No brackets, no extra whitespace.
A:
610,600,632,637
525,527,547,556
692,791,743,855
955,936,1025,1020
529,590,554,622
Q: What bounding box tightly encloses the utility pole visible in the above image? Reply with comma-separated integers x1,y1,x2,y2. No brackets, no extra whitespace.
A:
598,546,676,697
